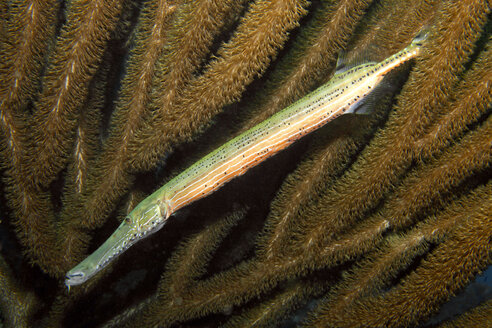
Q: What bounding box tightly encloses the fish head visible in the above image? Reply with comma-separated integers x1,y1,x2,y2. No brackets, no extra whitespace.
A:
65,198,169,287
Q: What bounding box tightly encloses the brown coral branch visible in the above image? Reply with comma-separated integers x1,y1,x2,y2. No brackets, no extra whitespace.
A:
382,115,491,230
418,36,492,158
128,0,310,169
54,0,181,272
298,111,491,262
340,192,490,327
345,0,438,62
295,112,491,270
0,2,7,35
222,278,328,328
255,0,440,259
286,0,490,249
0,0,59,217
79,0,249,230
28,0,124,186
306,183,491,327
120,209,246,327
240,0,374,131
55,52,113,274
72,65,107,196
0,1,62,273
0,255,39,328
439,299,492,328
259,116,378,259
0,1,59,115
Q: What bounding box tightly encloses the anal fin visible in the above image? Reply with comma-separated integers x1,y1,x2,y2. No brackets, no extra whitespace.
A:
345,97,371,115
346,60,414,116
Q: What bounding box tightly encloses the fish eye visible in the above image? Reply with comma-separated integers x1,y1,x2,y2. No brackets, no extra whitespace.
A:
124,216,131,224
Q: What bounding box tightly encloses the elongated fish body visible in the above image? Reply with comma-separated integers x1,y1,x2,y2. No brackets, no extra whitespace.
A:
65,32,427,286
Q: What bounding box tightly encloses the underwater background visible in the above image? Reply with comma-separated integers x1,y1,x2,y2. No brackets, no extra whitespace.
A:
0,0,491,327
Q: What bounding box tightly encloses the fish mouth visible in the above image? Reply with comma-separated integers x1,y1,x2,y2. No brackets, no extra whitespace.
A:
64,219,135,287
65,270,87,286
64,203,167,286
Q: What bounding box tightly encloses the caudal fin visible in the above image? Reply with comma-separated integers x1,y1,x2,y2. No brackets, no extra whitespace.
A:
411,25,431,47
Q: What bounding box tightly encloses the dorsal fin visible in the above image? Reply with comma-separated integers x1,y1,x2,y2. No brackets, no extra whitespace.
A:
335,48,377,74
344,79,393,116
334,49,350,73
411,25,431,47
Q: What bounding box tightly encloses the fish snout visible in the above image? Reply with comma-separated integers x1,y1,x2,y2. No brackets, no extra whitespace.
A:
65,270,87,286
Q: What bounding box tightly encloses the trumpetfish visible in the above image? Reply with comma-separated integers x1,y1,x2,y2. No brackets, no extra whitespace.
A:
65,29,428,286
